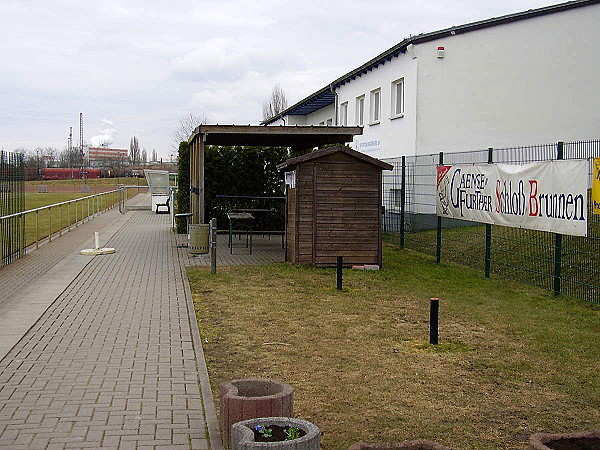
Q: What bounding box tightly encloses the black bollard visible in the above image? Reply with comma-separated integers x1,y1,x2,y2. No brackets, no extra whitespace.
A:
336,256,343,290
429,298,440,345
210,218,217,274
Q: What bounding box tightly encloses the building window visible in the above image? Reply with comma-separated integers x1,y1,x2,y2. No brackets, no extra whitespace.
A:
391,78,404,118
340,102,348,126
390,188,403,208
326,118,333,126
356,95,365,126
370,88,381,124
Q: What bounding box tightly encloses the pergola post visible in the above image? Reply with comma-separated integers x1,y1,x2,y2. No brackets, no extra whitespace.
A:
198,136,205,223
190,138,197,223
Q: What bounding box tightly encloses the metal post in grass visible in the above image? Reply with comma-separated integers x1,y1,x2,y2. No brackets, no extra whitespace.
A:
400,155,406,249
429,297,440,345
485,148,493,278
336,256,343,290
554,141,564,296
436,152,444,264
210,217,217,274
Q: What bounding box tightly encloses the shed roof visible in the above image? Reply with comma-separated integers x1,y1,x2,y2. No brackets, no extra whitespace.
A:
188,124,362,148
277,145,393,171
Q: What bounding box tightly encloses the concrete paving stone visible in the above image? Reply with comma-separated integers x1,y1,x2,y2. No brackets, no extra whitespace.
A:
0,443,28,450
191,438,210,449
64,442,103,449
0,208,280,449
29,437,50,449
101,435,121,447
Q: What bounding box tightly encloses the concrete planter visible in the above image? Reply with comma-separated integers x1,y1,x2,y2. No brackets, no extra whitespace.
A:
529,430,600,449
231,417,320,450
220,379,294,448
349,440,450,450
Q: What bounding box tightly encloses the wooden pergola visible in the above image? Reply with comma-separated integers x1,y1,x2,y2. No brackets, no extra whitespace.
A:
187,125,362,223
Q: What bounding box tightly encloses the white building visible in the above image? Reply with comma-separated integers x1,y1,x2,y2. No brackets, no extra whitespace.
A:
264,0,600,159
85,146,129,168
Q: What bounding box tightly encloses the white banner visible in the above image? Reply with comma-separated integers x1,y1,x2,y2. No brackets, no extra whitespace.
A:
436,160,588,236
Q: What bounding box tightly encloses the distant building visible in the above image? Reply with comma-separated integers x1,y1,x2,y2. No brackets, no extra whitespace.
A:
264,0,600,159
85,146,129,168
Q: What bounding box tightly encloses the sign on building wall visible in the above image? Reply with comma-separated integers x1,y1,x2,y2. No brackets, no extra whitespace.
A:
436,160,588,236
593,158,600,215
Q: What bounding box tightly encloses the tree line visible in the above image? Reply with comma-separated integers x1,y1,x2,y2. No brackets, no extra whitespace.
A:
14,135,162,180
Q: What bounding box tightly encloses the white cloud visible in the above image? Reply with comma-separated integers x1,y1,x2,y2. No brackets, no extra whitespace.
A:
90,119,118,147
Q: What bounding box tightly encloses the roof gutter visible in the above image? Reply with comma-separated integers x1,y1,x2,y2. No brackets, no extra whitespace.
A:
331,83,338,126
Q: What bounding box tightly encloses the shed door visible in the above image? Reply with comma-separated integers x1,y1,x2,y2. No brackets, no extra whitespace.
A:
314,160,380,266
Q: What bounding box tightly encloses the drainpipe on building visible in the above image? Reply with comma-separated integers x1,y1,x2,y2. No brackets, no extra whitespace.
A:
330,83,338,126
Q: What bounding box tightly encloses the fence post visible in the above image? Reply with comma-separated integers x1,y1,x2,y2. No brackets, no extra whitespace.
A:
485,148,493,278
35,210,39,249
19,214,25,257
436,152,443,264
554,141,564,296
337,256,343,290
210,218,217,274
400,155,406,249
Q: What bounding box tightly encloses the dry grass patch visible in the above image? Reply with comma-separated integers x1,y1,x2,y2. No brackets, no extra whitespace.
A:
188,245,599,449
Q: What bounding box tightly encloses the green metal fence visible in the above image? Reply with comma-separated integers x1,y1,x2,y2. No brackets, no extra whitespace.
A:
382,140,600,304
0,151,25,266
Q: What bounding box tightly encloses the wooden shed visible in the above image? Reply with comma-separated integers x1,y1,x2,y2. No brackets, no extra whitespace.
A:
277,145,393,267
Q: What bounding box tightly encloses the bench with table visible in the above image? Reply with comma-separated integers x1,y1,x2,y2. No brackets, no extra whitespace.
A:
226,212,254,254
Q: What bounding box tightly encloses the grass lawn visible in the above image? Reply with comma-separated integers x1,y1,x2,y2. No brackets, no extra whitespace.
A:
387,218,600,304
22,192,120,246
25,177,147,187
188,244,599,449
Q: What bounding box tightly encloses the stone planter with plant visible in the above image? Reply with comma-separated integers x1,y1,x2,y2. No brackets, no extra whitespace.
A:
231,417,320,450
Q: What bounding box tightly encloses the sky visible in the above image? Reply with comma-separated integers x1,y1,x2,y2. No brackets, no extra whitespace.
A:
0,0,556,160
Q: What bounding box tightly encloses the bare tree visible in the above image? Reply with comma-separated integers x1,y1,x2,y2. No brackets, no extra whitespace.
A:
58,146,80,168
171,113,209,148
129,136,140,165
262,84,288,121
152,149,158,162
141,148,147,166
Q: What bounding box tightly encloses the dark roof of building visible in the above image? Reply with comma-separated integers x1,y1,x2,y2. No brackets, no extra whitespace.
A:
263,0,600,125
277,145,394,170
187,124,362,148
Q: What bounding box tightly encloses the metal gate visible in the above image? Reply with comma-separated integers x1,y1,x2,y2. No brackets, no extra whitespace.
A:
0,151,25,266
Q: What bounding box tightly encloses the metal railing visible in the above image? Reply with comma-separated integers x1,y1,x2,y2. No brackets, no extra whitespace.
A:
0,189,121,267
382,139,600,304
117,185,150,214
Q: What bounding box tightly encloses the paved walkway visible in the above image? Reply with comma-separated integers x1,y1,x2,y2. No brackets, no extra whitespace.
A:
178,233,285,267
0,207,221,449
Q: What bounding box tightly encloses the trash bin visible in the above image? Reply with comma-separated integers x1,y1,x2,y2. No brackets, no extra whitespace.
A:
189,224,210,254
